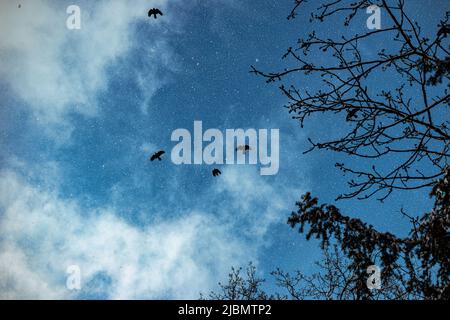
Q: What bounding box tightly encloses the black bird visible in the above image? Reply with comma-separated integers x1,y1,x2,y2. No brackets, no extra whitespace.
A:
212,168,221,177
236,144,251,152
346,108,358,121
148,8,163,19
150,150,165,161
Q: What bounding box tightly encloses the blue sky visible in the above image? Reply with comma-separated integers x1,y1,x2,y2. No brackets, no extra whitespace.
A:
0,0,447,299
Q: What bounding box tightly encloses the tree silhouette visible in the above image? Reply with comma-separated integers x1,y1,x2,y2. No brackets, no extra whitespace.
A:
203,245,411,300
200,263,276,300
251,0,449,201
287,168,449,300
206,0,449,300
205,169,449,299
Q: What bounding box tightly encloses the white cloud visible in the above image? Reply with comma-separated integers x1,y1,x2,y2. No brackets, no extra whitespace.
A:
0,1,309,298
0,244,66,299
0,158,304,299
139,142,158,154
0,0,173,140
214,166,301,237
0,169,253,299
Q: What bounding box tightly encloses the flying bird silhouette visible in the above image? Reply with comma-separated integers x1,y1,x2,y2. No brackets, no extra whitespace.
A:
346,108,358,121
236,144,251,152
148,8,163,19
150,150,165,161
212,168,221,177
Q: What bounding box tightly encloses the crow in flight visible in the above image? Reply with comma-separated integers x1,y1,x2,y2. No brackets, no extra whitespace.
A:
150,150,165,161
346,108,358,121
236,144,251,152
148,8,163,19
212,168,221,177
